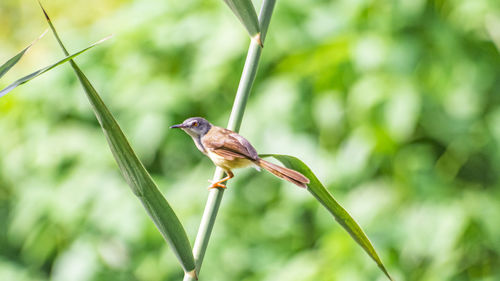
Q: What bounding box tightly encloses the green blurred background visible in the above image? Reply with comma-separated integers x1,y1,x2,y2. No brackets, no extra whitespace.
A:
2,0,500,280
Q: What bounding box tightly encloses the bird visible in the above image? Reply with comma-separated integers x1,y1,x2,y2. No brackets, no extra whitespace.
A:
170,117,310,189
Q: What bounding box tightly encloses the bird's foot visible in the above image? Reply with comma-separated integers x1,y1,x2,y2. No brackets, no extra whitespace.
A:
207,172,233,190
208,182,227,189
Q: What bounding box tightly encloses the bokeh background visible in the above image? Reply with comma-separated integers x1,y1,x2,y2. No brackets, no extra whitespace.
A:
2,0,500,280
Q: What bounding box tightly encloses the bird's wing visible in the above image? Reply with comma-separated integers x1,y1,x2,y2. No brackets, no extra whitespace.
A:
202,127,259,161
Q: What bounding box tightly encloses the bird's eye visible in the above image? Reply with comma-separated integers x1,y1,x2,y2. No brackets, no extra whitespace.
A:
193,122,198,127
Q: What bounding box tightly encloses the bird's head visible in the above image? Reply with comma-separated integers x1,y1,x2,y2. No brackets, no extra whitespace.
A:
170,117,212,138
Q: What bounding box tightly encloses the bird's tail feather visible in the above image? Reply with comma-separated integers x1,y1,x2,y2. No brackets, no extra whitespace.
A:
256,158,310,188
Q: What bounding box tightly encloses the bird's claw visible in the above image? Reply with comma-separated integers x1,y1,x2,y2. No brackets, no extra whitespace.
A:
207,179,227,189
208,182,227,190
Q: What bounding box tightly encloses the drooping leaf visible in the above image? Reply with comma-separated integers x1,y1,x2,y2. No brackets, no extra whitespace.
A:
39,3,196,278
223,0,262,46
260,154,393,281
0,29,48,79
0,35,110,98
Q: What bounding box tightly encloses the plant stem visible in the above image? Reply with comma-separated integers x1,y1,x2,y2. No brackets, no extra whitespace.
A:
183,0,276,280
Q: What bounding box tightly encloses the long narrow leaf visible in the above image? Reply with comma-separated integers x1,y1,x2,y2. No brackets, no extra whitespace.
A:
0,36,110,98
261,154,393,281
223,0,262,46
0,29,47,79
39,3,196,278
0,30,47,79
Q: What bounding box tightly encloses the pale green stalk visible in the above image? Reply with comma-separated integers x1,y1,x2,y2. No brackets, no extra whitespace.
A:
183,0,276,280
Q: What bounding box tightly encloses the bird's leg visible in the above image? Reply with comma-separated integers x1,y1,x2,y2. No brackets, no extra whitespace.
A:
208,170,234,189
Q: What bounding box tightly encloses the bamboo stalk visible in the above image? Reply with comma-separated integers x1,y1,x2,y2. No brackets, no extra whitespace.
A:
183,0,276,280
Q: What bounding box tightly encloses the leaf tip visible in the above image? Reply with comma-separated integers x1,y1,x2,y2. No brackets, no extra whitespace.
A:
381,266,394,281
37,0,51,22
38,29,49,40
24,28,48,53
96,34,114,44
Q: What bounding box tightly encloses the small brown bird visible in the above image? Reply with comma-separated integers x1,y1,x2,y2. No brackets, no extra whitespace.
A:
170,117,310,189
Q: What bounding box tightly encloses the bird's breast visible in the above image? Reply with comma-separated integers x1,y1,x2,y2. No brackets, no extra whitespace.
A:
206,150,253,171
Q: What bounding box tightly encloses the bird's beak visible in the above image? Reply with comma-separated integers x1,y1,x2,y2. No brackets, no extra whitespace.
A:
170,123,186,129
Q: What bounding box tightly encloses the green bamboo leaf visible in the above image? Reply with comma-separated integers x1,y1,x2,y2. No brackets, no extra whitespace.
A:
0,29,47,79
0,35,110,98
223,0,262,47
260,154,393,281
38,3,196,278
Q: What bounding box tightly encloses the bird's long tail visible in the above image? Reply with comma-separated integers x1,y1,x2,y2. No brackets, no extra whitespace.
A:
256,158,310,188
